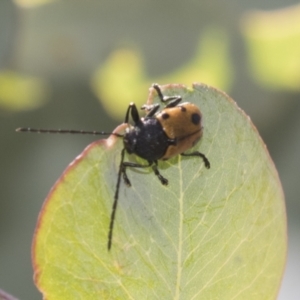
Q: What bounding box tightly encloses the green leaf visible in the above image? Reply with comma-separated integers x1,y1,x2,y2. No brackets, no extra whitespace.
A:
33,83,286,299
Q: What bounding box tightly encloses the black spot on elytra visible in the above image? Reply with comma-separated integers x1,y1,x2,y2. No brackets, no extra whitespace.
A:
162,113,170,119
191,113,201,125
180,106,187,112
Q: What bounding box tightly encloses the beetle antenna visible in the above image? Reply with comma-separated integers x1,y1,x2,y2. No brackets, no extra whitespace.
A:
107,148,125,251
15,128,123,137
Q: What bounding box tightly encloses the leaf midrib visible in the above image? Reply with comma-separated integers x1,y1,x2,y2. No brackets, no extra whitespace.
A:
174,159,184,300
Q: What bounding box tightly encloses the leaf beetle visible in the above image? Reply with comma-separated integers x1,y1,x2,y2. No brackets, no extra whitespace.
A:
109,83,210,249
16,83,210,251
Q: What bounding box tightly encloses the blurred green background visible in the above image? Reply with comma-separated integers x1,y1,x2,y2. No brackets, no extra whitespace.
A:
0,0,299,299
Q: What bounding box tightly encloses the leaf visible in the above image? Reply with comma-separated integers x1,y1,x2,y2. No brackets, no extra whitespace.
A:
33,83,286,299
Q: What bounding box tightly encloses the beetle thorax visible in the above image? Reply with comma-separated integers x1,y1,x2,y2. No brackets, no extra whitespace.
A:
123,118,170,161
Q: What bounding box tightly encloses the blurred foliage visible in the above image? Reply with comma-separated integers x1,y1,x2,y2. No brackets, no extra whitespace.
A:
91,27,233,120
241,4,300,91
0,70,49,111
159,28,233,89
91,48,148,121
13,0,57,8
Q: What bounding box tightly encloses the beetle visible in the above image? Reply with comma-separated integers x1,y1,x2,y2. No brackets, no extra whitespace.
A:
16,83,210,251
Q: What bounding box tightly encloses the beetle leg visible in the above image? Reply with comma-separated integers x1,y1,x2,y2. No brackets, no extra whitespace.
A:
121,164,131,187
124,103,141,125
152,83,182,108
152,161,168,185
181,152,210,169
121,160,153,186
141,103,161,118
121,160,168,185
